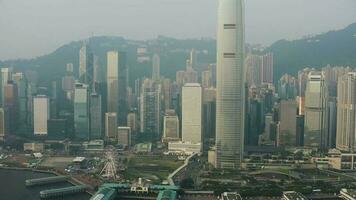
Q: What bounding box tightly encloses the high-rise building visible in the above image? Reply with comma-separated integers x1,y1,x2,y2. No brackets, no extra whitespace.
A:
140,79,161,138
261,53,273,84
215,0,245,169
162,110,180,143
278,74,298,100
336,73,356,152
90,93,102,140
0,68,13,106
203,88,216,140
3,81,19,134
245,55,262,87
176,71,186,87
127,112,138,134
246,98,262,146
33,95,49,136
74,83,89,140
152,54,160,81
201,70,212,88
107,51,127,125
105,112,117,140
278,100,297,147
304,71,328,149
62,63,75,101
162,79,172,111
12,72,29,135
182,83,202,145
118,127,131,148
189,49,198,69
79,43,94,87
0,108,5,141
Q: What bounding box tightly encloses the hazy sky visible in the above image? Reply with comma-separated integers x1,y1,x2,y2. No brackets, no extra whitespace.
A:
1,0,356,60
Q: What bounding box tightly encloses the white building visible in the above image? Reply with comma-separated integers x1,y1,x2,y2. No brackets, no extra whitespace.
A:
33,95,49,136
182,83,202,145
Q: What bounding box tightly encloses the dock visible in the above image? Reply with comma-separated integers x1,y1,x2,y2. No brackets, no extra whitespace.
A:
25,175,69,186
40,185,89,199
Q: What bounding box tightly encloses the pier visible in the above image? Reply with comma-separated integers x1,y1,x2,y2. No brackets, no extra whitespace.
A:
39,185,89,199
25,175,69,186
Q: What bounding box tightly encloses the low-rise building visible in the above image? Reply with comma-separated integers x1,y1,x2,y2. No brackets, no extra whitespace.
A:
168,142,201,155
118,127,131,148
340,189,356,200
24,143,44,152
282,191,308,200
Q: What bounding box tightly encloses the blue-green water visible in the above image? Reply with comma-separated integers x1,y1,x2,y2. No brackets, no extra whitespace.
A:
0,169,91,200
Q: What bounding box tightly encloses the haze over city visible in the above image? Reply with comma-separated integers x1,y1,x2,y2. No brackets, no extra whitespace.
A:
1,0,356,200
0,0,356,59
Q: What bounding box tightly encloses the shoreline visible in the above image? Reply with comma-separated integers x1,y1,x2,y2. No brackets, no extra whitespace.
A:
0,166,94,196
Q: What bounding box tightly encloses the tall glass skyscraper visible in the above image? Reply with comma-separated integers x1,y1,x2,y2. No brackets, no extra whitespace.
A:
74,83,89,140
215,0,245,169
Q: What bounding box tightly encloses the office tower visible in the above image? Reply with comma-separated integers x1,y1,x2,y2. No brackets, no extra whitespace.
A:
90,93,102,140
278,74,298,100
261,53,273,84
189,49,198,69
152,54,160,81
3,81,19,134
127,112,137,134
203,88,216,140
50,81,59,119
263,113,273,141
0,108,5,141
62,63,75,101
184,66,198,84
201,70,212,88
93,55,105,84
107,51,127,125
246,98,262,146
296,115,305,146
74,83,89,140
176,71,186,87
0,68,13,106
79,43,94,87
162,110,180,143
336,73,356,152
304,71,328,149
182,83,202,144
162,79,172,111
118,127,131,148
33,95,49,136
140,79,161,138
298,68,314,97
105,112,117,140
278,100,297,147
215,0,245,169
327,98,337,148
208,64,217,87
12,72,28,135
245,55,262,87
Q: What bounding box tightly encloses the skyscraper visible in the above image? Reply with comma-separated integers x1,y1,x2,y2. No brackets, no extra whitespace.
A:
278,100,297,147
215,0,245,169
182,83,202,145
162,110,180,143
0,108,6,141
90,93,102,140
4,81,19,135
304,71,328,149
336,73,356,152
33,95,49,136
79,43,94,87
152,54,160,81
105,112,117,140
0,68,12,106
140,79,161,138
107,51,127,125
74,83,89,140
261,53,274,84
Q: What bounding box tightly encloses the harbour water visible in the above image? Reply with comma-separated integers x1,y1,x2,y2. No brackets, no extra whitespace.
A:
0,169,91,200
